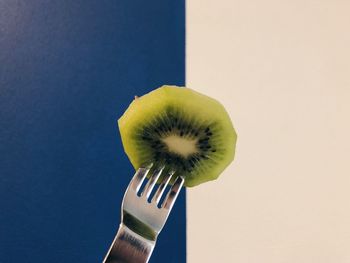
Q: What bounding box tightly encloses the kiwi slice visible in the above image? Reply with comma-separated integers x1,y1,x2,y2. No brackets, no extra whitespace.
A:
118,85,237,187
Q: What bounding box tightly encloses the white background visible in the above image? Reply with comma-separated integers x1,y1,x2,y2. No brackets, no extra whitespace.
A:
186,1,350,262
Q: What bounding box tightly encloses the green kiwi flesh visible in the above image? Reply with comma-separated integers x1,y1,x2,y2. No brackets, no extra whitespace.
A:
118,85,237,187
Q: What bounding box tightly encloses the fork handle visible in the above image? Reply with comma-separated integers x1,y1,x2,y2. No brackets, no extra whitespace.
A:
103,224,156,263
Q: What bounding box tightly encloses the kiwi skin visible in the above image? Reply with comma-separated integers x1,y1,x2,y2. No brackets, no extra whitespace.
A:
118,85,237,187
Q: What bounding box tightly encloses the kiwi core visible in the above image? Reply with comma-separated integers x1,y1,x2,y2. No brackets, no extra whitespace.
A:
161,135,198,158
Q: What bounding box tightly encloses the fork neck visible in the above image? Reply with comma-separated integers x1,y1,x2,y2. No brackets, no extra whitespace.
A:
103,224,156,263
122,210,158,241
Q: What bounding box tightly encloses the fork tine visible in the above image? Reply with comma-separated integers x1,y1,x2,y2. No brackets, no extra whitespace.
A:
140,166,164,199
151,170,174,204
162,176,184,210
130,167,151,193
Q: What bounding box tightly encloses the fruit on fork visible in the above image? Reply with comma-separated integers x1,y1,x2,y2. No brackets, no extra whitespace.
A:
118,85,237,187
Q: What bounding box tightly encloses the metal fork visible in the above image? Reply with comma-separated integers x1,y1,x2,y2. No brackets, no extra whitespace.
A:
103,165,184,263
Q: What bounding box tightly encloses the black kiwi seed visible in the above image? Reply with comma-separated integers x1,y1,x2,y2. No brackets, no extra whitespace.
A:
205,127,210,132
180,131,184,136
151,143,163,149
199,138,210,143
191,156,199,162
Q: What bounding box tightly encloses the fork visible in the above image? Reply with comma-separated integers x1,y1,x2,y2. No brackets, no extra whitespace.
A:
103,165,184,263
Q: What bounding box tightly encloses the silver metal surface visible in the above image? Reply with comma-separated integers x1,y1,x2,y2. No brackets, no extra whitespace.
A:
103,165,184,263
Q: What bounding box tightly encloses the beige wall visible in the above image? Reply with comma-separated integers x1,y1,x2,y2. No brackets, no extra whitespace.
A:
186,1,350,262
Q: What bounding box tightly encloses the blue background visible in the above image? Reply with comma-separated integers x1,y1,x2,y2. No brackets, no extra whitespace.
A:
0,1,186,262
